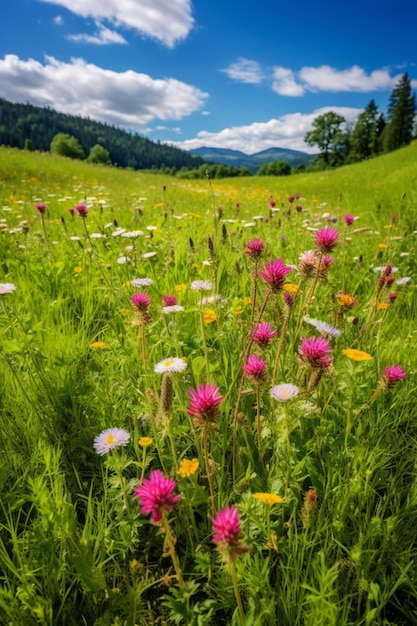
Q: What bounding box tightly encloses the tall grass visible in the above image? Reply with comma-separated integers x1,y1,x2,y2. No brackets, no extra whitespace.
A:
0,144,416,625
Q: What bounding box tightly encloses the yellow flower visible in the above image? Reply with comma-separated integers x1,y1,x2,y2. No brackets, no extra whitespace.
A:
253,492,285,505
139,437,153,447
154,202,164,207
174,283,187,293
74,266,83,273
234,305,244,315
338,294,355,307
89,341,106,349
243,297,251,306
378,243,388,249
192,263,201,271
178,458,199,477
342,349,373,361
123,281,131,288
283,283,300,294
203,309,217,324
187,212,202,218
371,301,389,310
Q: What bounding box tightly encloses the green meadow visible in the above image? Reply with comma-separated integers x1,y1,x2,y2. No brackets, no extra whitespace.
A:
0,143,416,625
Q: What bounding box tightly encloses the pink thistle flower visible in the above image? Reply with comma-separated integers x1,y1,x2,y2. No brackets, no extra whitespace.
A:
245,238,264,259
212,504,242,556
134,470,179,523
343,214,355,226
76,204,88,218
269,199,276,208
68,207,74,215
131,292,151,311
389,293,397,304
283,291,294,307
36,203,47,213
288,195,295,203
314,227,339,253
187,383,223,426
244,354,267,381
298,250,318,278
299,337,333,368
252,322,277,347
259,259,292,292
162,295,178,307
294,192,300,200
382,365,406,387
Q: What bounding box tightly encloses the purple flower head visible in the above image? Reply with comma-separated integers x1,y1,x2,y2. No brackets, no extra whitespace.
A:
68,207,74,215
187,384,223,425
244,354,267,381
288,195,295,203
134,470,179,523
343,214,355,226
298,250,318,278
283,291,294,307
76,204,88,218
294,192,300,200
36,203,47,213
162,184,167,191
131,292,151,311
314,227,339,253
162,295,177,307
269,199,276,208
252,322,277,347
259,259,292,292
391,214,397,223
299,337,333,368
245,237,264,259
212,505,242,556
382,365,406,387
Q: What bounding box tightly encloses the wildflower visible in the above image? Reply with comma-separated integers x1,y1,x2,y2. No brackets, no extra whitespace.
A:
162,295,178,307
178,458,199,478
142,251,157,259
342,348,373,361
298,250,318,278
389,293,397,304
134,470,179,523
381,365,406,387
270,384,300,401
117,256,131,264
338,293,357,309
299,337,333,368
163,305,185,314
175,283,187,293
314,227,339,253
36,203,47,213
396,276,411,286
191,280,212,291
343,214,356,226
245,238,264,259
259,258,292,292
288,195,295,203
93,428,130,455
244,354,267,381
283,283,300,293
314,320,341,338
89,341,106,349
252,322,276,347
154,357,187,374
234,304,244,315
378,243,388,249
253,493,285,505
203,309,217,324
68,207,74,215
187,384,223,426
132,277,153,287
76,204,88,218
212,505,243,557
139,437,153,447
131,292,151,311
0,283,17,295
269,199,276,208
73,266,83,273
301,489,317,529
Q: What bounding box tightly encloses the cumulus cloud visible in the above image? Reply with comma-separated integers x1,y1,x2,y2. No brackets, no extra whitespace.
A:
67,23,127,45
170,107,362,154
298,65,401,92
221,58,265,84
53,15,63,25
39,0,194,48
272,67,304,96
0,54,208,128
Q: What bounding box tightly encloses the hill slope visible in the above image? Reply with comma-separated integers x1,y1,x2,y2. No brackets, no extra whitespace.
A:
189,146,316,172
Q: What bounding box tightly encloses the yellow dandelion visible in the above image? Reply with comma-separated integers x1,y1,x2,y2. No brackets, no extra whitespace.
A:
253,492,285,505
89,341,106,349
338,294,355,307
154,202,164,207
342,348,373,361
243,297,251,306
74,266,83,273
283,283,300,294
192,263,201,271
178,458,199,478
234,305,244,315
371,301,389,310
378,243,388,249
174,283,187,293
138,437,153,447
203,309,217,324
123,281,131,288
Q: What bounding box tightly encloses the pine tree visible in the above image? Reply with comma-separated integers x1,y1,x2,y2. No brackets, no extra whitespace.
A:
347,100,383,162
382,73,416,152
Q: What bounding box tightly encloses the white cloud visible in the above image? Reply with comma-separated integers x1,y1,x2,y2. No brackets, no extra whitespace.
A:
222,58,265,84
0,54,208,128
39,0,194,48
170,107,362,154
67,22,127,45
272,67,304,96
299,65,401,92
54,15,63,25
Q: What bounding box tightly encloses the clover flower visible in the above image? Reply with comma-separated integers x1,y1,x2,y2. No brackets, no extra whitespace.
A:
259,259,292,292
131,292,151,311
314,227,339,253
162,295,178,307
252,322,277,347
93,428,130,455
36,203,47,213
134,470,179,523
343,214,356,226
299,337,333,368
244,354,267,381
212,505,243,557
245,238,264,259
187,384,223,426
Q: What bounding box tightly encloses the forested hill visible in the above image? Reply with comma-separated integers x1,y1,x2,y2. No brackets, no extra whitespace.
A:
0,98,204,171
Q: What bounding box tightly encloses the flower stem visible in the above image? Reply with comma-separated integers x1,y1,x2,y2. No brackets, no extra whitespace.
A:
162,513,185,590
229,558,246,624
203,422,216,514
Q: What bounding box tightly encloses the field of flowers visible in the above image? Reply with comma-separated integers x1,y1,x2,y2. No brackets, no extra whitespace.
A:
0,145,417,625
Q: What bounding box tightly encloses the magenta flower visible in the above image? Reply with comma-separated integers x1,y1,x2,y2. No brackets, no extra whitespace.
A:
343,214,355,226
187,384,223,425
134,470,179,523
298,250,317,278
299,337,333,368
68,207,74,215
314,227,339,253
162,295,178,307
36,203,47,213
252,322,277,347
269,199,276,208
76,204,88,218
288,195,295,203
212,505,242,556
382,365,406,387
245,238,264,259
131,292,151,310
259,259,292,292
244,354,267,381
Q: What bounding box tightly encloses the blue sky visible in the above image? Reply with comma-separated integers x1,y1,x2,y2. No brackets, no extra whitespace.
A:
1,0,416,154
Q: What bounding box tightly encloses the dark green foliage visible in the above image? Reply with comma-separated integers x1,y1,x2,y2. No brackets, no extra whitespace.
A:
304,111,349,168
87,144,111,165
382,73,416,152
257,160,291,176
50,133,86,160
347,100,385,163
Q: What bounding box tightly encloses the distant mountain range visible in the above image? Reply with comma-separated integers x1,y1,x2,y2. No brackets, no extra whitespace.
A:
189,146,316,173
